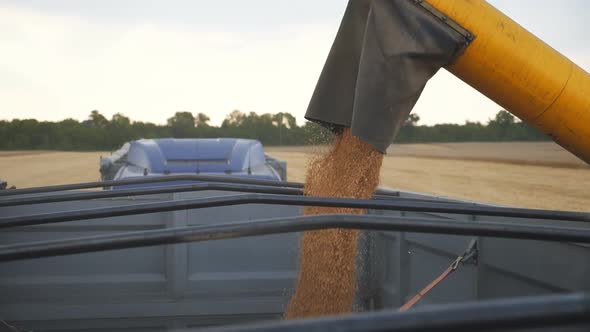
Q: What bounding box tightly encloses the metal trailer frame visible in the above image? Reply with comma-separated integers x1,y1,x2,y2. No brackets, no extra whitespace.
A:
1,176,589,331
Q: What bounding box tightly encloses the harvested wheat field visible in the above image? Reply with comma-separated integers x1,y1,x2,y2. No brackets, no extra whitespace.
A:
1,142,589,211
268,142,590,212
0,151,107,189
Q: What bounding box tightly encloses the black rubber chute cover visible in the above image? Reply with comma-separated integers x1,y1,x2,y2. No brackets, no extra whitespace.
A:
305,0,470,152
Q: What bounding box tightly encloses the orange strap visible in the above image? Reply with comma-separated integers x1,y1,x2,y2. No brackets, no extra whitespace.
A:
399,256,462,312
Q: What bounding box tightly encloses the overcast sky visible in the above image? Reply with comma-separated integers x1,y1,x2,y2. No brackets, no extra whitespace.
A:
1,0,588,126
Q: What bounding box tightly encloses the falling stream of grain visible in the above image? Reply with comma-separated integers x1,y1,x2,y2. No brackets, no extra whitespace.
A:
285,128,384,319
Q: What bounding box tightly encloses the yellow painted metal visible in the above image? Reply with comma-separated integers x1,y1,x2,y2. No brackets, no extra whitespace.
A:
426,0,590,164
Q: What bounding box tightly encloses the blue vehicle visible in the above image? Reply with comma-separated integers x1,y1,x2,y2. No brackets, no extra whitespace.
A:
99,138,287,188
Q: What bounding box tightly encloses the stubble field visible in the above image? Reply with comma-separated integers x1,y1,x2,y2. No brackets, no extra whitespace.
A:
1,142,588,211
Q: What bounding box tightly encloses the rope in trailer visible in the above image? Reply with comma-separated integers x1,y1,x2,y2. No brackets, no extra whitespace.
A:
400,239,478,311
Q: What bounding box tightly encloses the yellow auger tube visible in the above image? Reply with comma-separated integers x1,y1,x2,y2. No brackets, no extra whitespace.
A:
426,0,590,164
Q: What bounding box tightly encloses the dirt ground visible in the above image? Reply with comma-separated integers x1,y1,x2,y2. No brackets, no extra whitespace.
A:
1,142,589,211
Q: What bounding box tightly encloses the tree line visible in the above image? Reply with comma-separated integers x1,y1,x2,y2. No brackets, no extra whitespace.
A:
0,109,548,151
